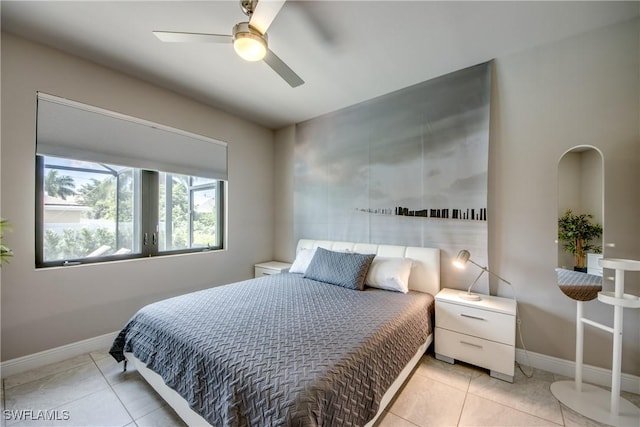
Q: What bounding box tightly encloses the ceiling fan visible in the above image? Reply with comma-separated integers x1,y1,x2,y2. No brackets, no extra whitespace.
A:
153,0,304,88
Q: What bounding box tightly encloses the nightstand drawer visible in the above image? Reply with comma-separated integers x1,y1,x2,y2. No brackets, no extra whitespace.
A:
254,261,292,278
435,327,515,376
436,301,515,345
255,267,277,277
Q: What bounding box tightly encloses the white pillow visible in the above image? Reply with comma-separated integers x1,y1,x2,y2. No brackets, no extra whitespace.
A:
289,247,317,274
365,256,413,293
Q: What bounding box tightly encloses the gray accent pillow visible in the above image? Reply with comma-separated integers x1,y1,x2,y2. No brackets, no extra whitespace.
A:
304,247,375,291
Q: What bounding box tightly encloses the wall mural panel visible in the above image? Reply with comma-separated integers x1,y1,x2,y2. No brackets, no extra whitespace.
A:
295,61,492,290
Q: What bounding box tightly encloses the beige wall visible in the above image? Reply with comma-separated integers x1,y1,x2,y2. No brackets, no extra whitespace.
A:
581,149,604,230
276,18,640,375
491,17,639,375
1,33,275,361
273,125,296,263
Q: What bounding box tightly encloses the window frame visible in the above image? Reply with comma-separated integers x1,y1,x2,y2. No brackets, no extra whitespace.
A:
35,155,225,268
158,174,223,254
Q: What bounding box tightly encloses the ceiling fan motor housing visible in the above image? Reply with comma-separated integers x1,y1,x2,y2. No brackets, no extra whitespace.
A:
233,22,268,61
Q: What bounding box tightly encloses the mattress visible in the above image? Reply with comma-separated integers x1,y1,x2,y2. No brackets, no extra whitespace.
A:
110,273,434,426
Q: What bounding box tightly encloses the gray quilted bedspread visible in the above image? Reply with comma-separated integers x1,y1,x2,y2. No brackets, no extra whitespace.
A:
110,273,433,427
556,268,602,301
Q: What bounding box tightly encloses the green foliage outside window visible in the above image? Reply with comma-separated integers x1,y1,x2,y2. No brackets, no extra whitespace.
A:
159,175,217,250
45,228,115,260
193,211,216,247
77,177,116,219
45,170,76,200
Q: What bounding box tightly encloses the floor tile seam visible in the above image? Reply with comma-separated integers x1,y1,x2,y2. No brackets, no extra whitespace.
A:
89,353,112,363
466,390,566,427
94,361,131,388
93,354,140,426
25,385,124,426
4,371,111,407
3,379,113,427
413,370,474,394
467,377,557,398
411,366,475,382
130,403,171,423
2,359,96,392
415,360,483,378
142,404,188,427
409,369,435,382
383,410,422,427
465,389,564,425
557,403,569,427
95,356,171,424
469,380,551,396
457,390,470,427
464,372,472,394
556,402,624,427
387,371,469,426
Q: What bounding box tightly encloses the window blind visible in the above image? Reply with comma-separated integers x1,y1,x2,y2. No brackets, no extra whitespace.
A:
36,93,228,180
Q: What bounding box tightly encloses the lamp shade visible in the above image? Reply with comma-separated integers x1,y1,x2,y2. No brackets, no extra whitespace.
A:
453,249,471,269
233,23,267,62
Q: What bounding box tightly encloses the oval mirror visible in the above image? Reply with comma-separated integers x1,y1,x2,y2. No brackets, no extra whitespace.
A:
556,146,604,301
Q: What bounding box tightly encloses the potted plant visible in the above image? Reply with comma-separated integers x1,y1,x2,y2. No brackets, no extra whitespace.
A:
558,209,602,272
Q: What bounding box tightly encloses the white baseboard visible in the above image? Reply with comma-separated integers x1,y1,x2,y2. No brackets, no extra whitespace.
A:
0,331,119,379
516,348,640,394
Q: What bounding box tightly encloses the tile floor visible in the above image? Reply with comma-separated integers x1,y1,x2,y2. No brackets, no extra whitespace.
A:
1,349,638,427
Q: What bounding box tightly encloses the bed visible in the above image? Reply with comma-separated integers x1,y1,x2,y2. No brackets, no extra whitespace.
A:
110,239,440,426
556,267,602,301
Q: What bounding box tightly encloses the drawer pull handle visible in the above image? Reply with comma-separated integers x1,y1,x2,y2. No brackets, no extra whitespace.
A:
460,313,486,321
460,341,483,349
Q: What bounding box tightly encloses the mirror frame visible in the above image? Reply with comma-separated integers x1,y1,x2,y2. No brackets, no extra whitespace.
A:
556,145,604,301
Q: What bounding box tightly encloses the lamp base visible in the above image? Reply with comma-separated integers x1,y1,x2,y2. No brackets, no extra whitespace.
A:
459,292,481,301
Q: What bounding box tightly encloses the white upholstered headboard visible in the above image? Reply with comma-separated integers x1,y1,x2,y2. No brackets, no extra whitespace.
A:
296,239,440,296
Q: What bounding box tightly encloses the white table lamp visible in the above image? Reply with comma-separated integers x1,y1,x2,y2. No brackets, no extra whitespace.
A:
453,249,511,301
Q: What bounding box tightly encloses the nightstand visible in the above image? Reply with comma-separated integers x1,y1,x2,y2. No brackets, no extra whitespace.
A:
587,253,603,277
435,288,516,382
254,261,292,278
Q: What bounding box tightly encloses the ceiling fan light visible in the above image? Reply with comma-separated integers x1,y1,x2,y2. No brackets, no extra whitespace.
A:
233,31,267,62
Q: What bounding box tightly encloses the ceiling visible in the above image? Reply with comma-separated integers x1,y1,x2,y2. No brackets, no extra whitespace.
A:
2,1,638,129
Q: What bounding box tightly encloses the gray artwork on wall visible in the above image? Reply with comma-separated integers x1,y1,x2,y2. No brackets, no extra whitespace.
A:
294,61,492,290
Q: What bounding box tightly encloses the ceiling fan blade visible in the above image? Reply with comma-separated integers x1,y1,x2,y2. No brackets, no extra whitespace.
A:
249,0,286,34
153,31,232,43
264,49,304,88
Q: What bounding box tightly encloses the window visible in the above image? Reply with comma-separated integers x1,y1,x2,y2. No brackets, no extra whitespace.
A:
35,93,227,268
158,173,221,252
38,156,141,263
